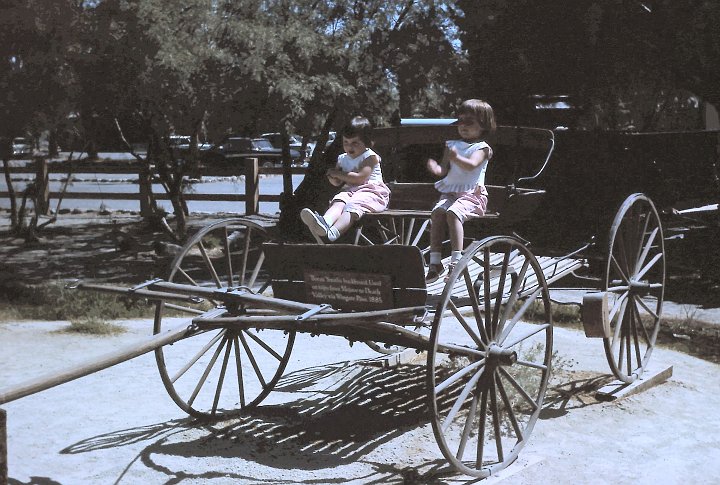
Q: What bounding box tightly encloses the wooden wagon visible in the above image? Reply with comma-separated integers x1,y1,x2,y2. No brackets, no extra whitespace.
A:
0,121,673,479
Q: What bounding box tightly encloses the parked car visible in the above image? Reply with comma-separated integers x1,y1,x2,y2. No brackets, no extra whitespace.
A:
307,131,336,158
168,135,212,156
202,136,303,167
12,137,33,158
260,132,310,159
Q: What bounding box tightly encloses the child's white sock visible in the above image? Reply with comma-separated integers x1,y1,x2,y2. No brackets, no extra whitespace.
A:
327,226,341,242
430,252,441,265
451,250,462,263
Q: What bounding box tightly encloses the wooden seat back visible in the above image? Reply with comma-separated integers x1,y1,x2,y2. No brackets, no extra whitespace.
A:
263,243,427,311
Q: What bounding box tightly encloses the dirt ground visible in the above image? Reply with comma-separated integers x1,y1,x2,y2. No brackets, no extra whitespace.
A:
2,213,720,484
2,319,720,485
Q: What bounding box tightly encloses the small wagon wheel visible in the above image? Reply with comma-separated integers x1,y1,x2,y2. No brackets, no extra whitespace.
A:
154,218,296,418
427,236,553,477
603,193,665,383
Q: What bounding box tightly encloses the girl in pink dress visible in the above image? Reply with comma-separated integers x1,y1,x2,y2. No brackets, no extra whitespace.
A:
425,99,496,282
301,116,390,242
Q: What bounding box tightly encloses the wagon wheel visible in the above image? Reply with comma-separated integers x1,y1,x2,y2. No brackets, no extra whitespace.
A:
603,193,665,383
427,236,553,477
153,218,296,418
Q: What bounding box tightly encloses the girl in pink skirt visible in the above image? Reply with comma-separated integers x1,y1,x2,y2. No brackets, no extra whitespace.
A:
301,116,390,242
425,99,496,282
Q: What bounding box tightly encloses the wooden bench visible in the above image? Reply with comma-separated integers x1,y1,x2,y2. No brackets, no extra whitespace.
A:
356,182,546,246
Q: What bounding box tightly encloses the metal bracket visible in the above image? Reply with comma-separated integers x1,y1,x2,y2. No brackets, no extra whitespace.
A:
129,278,163,292
296,304,331,321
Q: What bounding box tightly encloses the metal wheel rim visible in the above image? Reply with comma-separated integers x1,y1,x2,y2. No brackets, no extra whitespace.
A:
427,236,553,477
603,194,665,383
153,218,295,418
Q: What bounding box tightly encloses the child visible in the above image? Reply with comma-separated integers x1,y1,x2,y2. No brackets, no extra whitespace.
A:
301,116,390,242
425,99,496,282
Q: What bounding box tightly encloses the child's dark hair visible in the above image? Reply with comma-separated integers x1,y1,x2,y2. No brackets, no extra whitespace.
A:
341,116,373,145
458,99,496,134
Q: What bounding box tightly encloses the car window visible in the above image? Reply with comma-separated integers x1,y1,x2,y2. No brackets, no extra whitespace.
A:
252,139,274,150
227,138,252,151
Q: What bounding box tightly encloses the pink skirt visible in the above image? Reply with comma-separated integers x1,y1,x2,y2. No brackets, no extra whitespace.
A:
332,182,390,217
433,185,488,222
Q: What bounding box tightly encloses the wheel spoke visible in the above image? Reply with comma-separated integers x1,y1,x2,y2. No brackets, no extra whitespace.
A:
498,367,539,412
491,250,512,338
608,291,629,323
483,248,493,341
634,252,663,282
611,298,629,353
497,287,544,344
233,335,245,407
188,335,227,406
476,388,489,469
610,254,630,284
448,300,486,349
496,373,523,441
238,330,267,388
632,297,652,346
634,294,659,320
630,302,643,368
462,269,490,344
515,359,548,371
197,241,223,288
502,323,550,349
489,377,504,463
171,330,226,383
435,360,485,395
242,328,283,361
457,392,480,460
634,225,657,274
222,227,234,287
212,338,234,414
441,366,486,433
496,259,530,338
240,227,252,286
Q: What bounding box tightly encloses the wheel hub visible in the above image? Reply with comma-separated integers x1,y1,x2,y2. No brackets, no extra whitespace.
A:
486,343,517,367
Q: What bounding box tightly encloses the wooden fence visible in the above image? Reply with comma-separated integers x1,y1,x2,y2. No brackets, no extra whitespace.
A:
1,157,308,216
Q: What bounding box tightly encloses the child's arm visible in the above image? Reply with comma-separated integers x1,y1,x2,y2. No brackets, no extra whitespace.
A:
326,161,344,186
448,146,489,170
326,154,377,185
427,145,451,178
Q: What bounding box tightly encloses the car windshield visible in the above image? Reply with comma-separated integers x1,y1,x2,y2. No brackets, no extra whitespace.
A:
13,137,27,144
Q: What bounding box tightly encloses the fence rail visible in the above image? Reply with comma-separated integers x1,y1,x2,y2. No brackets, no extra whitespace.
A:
1,157,308,215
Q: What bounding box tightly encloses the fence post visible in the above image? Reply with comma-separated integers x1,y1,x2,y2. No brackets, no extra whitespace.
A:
34,156,50,215
138,165,154,217
244,157,259,215
0,408,6,485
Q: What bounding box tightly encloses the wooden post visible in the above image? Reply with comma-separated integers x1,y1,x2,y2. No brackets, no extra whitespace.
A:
34,156,50,215
138,165,154,217
244,157,259,215
0,408,6,485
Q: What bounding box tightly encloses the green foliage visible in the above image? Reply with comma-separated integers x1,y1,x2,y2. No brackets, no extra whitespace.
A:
0,281,152,322
59,317,126,336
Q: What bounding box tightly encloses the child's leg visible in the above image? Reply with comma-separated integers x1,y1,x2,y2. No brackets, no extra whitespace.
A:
447,211,464,253
327,210,358,241
324,201,345,225
430,208,447,255
446,211,464,264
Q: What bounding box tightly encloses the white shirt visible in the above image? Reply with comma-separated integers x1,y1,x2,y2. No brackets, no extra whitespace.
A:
336,148,384,185
434,140,492,193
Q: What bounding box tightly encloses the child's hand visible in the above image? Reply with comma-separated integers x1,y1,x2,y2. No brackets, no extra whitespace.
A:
326,169,343,186
447,146,460,163
427,158,442,177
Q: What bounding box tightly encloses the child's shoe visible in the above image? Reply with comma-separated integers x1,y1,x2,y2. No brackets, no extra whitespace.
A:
425,263,446,283
444,260,458,282
300,208,331,237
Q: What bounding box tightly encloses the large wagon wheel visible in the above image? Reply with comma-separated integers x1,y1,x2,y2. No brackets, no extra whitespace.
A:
603,193,665,383
153,218,296,418
427,236,553,477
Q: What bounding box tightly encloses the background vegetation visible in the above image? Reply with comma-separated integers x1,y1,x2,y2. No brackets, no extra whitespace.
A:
1,0,718,237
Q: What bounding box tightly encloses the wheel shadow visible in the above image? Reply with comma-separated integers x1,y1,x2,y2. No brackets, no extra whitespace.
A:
60,361,455,483
540,370,614,419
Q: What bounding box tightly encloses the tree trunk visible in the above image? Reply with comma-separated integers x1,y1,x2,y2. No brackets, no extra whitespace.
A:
1,159,18,229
